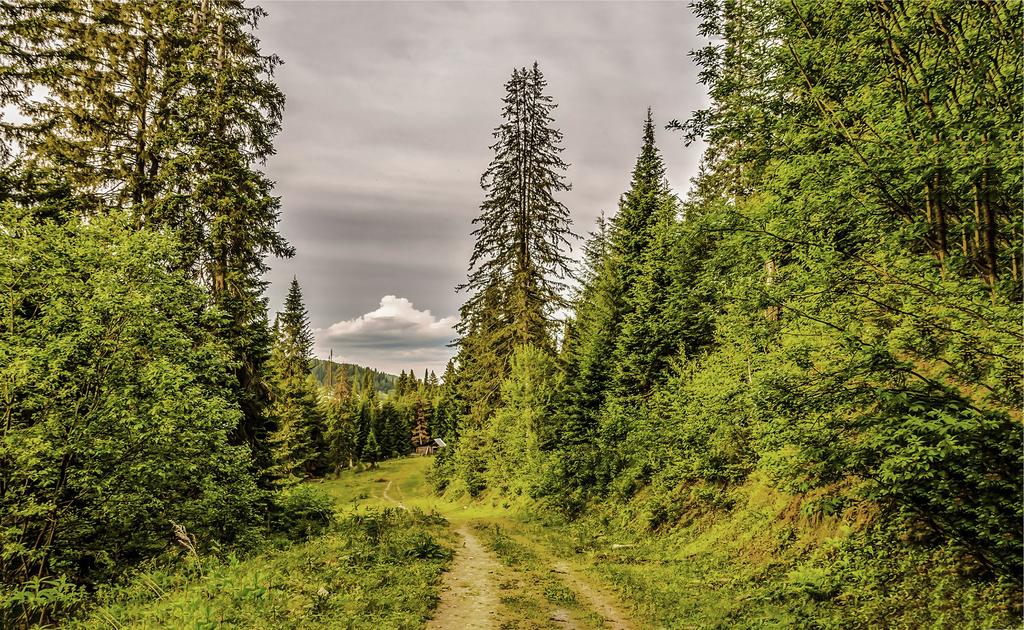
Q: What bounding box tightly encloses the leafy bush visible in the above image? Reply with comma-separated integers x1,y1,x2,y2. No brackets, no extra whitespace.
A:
1,208,264,627
397,531,450,561
269,485,336,541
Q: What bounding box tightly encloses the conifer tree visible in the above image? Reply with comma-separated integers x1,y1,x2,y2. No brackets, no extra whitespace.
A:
324,363,359,471
553,111,674,492
411,399,431,448
609,111,684,397
333,363,351,400
455,62,576,423
267,278,324,480
363,429,381,468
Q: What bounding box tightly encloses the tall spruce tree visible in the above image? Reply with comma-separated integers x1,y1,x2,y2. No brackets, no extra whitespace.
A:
455,62,576,424
267,278,324,480
552,110,674,494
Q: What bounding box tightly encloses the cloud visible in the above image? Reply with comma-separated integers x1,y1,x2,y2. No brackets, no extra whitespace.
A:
314,296,458,373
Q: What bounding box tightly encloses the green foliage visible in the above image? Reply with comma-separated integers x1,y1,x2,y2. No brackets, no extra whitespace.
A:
449,61,578,439
0,206,263,626
445,0,1022,622
483,345,558,497
267,280,327,480
310,359,398,395
460,62,576,352
0,2,294,623
449,427,489,498
73,509,452,629
269,485,336,542
1,0,294,483
552,110,678,497
362,429,382,467
1,576,84,629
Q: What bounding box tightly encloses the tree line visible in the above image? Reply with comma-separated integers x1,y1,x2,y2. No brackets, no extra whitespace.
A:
435,0,1021,617
268,278,447,479
310,359,401,395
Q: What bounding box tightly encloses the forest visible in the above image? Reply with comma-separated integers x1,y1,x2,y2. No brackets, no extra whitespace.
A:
1,0,1021,628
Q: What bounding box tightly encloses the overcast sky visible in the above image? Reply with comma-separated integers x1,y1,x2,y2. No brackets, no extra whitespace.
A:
259,1,709,375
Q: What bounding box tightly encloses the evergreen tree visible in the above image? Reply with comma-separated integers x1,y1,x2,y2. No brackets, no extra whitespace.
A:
411,398,431,448
363,429,382,469
0,0,293,482
454,62,577,421
267,278,324,480
552,110,675,494
355,395,375,458
323,367,358,472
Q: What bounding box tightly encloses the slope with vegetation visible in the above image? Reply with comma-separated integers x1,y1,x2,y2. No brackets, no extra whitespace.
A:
434,1,1022,627
310,359,402,396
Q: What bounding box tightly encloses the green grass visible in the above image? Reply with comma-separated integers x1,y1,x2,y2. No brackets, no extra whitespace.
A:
67,456,508,630
509,474,1021,629
324,456,517,523
69,457,1017,629
469,522,608,630
70,464,455,629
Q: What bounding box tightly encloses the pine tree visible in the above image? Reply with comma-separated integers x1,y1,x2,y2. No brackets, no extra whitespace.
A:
333,363,351,400
361,370,376,399
552,111,674,493
455,62,576,423
324,368,358,472
267,278,324,480
609,111,681,397
355,395,375,457
363,428,381,469
411,397,431,448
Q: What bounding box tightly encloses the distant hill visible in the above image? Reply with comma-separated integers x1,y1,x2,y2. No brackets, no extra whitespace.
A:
310,358,397,394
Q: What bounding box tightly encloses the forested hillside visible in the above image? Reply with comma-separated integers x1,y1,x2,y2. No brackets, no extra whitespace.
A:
432,1,1022,626
310,359,400,395
0,0,1020,628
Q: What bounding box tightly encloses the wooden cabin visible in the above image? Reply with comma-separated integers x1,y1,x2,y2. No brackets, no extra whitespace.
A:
413,437,446,456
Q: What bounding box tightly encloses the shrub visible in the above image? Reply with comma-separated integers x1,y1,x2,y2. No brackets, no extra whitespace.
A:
269,485,336,541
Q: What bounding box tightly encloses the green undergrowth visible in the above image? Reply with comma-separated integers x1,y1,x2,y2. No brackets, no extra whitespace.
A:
70,507,453,629
516,474,1021,629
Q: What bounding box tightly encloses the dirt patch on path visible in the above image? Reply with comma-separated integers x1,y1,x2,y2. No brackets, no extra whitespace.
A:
552,561,635,630
427,526,504,629
381,480,407,511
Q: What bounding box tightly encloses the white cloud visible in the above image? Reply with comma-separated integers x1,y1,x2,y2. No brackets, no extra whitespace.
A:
314,296,457,373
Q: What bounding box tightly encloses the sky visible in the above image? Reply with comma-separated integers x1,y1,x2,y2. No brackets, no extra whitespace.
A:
258,1,710,375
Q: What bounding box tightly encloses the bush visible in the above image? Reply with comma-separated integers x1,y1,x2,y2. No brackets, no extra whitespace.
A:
269,485,336,541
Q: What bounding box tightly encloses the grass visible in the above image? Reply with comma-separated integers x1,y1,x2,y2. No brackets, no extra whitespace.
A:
330,458,612,629
508,474,1022,629
68,456,511,629
69,461,455,629
69,456,1017,629
323,456,513,523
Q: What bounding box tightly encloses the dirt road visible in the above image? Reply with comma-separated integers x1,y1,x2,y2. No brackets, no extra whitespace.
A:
427,526,505,629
